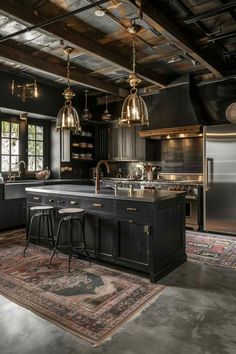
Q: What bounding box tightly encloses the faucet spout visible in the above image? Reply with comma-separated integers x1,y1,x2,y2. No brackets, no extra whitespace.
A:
95,160,110,193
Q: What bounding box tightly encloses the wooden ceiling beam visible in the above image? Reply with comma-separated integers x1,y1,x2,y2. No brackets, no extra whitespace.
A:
0,1,167,88
0,44,127,97
127,1,224,78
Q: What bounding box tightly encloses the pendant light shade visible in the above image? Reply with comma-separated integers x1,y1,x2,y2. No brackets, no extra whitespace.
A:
56,47,81,132
101,93,112,121
119,35,149,127
81,89,92,120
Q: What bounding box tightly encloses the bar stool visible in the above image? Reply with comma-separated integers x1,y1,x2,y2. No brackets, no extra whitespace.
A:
50,208,90,272
23,205,54,257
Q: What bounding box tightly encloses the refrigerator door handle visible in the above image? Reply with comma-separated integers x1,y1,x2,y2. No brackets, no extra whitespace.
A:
205,158,212,191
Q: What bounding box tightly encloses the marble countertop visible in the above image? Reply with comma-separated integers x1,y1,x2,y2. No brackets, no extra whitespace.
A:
25,184,184,203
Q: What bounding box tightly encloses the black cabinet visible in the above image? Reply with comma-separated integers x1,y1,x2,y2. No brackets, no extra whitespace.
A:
116,220,150,270
84,214,96,256
108,124,146,161
95,216,117,261
0,198,26,230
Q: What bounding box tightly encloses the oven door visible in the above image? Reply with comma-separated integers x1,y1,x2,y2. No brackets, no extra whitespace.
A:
185,195,199,231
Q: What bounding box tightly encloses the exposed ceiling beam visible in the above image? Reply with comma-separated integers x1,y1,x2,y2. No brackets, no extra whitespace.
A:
0,1,167,88
0,44,127,97
184,2,236,24
127,0,224,78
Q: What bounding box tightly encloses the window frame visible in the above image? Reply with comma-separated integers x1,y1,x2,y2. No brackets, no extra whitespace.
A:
0,120,20,173
0,114,50,177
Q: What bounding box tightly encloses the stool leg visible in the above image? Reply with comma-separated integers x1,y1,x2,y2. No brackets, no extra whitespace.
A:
50,217,64,265
68,219,72,272
74,218,90,263
49,213,55,247
36,214,42,244
23,213,38,257
46,215,52,250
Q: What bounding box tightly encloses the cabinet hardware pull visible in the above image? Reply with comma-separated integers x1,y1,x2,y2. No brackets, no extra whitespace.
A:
57,200,65,203
144,225,151,236
129,219,135,224
93,203,103,208
49,199,54,202
127,207,138,211
33,197,40,201
70,201,77,205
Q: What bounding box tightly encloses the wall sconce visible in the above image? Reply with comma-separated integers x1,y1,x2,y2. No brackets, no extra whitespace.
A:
11,79,39,103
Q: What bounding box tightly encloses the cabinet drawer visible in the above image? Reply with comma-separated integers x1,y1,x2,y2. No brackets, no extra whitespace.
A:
83,198,114,214
27,194,43,204
67,198,82,207
116,201,152,221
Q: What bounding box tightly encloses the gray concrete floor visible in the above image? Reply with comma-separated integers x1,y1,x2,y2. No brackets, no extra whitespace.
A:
0,260,236,354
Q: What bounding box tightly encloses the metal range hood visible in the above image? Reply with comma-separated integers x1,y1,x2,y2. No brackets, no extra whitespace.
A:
139,76,205,139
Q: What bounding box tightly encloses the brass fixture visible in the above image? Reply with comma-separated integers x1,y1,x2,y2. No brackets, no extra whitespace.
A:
20,113,28,122
119,33,149,127
138,125,203,139
81,89,92,120
56,46,81,132
101,93,112,121
11,79,38,103
115,172,122,192
95,160,110,193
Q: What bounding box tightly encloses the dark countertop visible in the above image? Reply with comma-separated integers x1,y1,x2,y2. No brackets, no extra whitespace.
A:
25,184,184,203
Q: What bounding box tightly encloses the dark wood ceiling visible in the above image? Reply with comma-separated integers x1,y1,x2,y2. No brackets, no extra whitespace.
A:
0,0,236,99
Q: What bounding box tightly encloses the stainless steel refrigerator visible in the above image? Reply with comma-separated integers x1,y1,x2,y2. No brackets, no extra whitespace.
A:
204,124,236,235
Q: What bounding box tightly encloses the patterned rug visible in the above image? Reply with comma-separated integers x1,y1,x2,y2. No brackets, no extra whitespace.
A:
0,229,165,346
186,231,236,269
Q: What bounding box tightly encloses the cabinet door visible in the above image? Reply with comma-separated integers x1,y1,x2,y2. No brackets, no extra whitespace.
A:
116,221,150,269
121,126,134,160
96,217,117,261
134,127,146,161
61,130,71,162
107,126,120,160
84,214,96,257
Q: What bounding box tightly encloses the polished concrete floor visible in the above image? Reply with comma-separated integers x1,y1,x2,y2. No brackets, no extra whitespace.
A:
0,260,236,354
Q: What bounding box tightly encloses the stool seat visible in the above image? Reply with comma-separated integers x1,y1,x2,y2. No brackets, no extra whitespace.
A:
30,206,54,211
58,208,84,214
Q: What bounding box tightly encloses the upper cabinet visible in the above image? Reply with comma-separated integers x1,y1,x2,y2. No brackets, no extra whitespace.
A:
107,124,146,161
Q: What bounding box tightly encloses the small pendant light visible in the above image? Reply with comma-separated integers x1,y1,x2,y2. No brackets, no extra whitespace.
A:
119,34,149,127
101,93,112,121
81,89,92,120
56,47,81,132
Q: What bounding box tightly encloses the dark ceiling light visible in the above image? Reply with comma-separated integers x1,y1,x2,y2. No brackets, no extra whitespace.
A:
56,47,81,132
101,93,112,121
81,89,92,120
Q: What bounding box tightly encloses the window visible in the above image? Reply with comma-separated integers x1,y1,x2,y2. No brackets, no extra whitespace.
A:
28,124,44,171
0,121,20,172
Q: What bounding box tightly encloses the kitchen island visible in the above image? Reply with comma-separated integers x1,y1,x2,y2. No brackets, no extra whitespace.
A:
25,184,186,282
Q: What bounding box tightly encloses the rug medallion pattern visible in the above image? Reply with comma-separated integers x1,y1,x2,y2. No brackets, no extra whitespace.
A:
0,229,165,345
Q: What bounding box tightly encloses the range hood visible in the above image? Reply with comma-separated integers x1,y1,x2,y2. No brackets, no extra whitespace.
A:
139,76,205,139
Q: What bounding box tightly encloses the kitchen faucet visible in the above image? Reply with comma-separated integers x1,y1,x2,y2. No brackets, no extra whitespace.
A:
127,172,134,192
7,160,26,182
115,173,122,192
95,160,110,193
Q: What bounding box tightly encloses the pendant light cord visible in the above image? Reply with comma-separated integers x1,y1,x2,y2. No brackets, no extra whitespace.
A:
105,93,108,111
132,34,136,74
85,90,88,109
67,51,71,89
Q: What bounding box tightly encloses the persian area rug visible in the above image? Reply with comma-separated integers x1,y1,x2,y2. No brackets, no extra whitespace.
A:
186,231,236,269
0,229,165,346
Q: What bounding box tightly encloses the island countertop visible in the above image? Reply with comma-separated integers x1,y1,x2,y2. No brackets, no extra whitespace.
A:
25,184,184,203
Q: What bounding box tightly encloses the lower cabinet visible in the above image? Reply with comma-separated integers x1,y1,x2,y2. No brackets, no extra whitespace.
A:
0,198,26,231
83,214,96,256
95,216,117,261
115,221,150,270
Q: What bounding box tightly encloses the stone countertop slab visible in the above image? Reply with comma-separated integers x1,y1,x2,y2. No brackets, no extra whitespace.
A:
25,184,184,203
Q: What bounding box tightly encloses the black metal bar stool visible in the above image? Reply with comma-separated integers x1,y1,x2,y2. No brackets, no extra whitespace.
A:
50,208,90,272
23,205,54,257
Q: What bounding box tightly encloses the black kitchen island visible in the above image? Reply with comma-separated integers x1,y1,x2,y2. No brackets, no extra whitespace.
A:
25,184,186,282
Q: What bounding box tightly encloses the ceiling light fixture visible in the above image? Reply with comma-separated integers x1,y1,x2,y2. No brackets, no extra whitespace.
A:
101,93,112,121
56,46,81,132
11,79,38,103
81,89,92,120
119,34,149,127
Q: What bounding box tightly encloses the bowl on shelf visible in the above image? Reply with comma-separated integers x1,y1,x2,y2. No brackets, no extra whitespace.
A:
35,168,50,180
80,142,88,148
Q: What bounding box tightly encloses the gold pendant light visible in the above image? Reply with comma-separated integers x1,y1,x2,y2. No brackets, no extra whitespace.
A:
81,89,92,120
119,34,149,127
101,93,112,121
56,47,81,132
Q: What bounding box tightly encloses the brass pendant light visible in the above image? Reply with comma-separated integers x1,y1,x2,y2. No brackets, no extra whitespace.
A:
119,34,149,127
101,93,112,121
81,89,92,120
56,47,81,132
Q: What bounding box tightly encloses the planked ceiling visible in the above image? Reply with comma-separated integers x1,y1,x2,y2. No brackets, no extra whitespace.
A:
0,0,236,98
